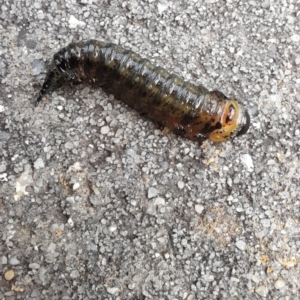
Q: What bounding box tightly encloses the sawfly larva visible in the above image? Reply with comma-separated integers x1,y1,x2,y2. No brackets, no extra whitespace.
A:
36,40,250,143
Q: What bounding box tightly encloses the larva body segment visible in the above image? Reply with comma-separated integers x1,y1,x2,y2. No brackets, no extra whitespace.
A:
37,40,250,143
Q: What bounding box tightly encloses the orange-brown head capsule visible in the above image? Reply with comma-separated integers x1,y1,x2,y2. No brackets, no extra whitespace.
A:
208,99,250,142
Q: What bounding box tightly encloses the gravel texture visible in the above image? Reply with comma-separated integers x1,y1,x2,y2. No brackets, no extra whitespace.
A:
1,0,300,299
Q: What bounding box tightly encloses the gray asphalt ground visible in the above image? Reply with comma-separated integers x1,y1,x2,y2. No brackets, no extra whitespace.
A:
1,0,300,299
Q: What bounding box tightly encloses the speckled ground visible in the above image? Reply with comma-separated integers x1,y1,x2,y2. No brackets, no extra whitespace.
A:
0,0,300,299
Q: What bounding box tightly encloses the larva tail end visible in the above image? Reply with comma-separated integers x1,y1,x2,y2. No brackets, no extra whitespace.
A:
35,93,44,106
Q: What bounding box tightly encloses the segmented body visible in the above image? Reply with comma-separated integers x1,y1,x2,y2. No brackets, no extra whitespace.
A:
37,40,250,143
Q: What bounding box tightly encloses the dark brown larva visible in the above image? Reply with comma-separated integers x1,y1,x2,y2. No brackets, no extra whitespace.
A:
36,40,250,143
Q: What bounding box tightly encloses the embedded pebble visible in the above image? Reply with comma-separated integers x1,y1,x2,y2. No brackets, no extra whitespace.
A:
39,268,47,283
0,105,5,112
251,273,260,284
240,154,254,172
148,187,158,198
255,286,268,297
274,279,285,289
107,287,119,294
34,158,45,170
101,126,110,134
255,229,269,239
0,131,11,141
109,224,117,232
125,148,138,159
37,10,45,19
128,283,136,290
70,270,80,278
235,240,246,251
157,2,168,14
31,290,39,297
73,182,80,190
4,270,15,281
14,169,33,199
29,263,40,269
153,197,165,205
195,205,204,214
1,256,8,264
69,15,86,28
65,142,73,149
0,164,6,173
202,274,214,282
261,219,271,227
9,257,20,265
0,173,7,182
32,59,44,75
230,277,239,282
68,217,74,227
291,34,300,42
177,181,185,189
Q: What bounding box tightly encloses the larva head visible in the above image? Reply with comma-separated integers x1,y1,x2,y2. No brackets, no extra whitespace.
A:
208,99,250,142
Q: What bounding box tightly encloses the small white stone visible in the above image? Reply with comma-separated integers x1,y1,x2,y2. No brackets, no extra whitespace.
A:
251,272,260,284
120,36,127,44
128,283,136,290
261,219,271,227
274,279,285,289
291,34,300,42
0,173,8,182
1,256,7,264
157,2,169,14
9,257,20,265
68,217,74,227
73,183,80,190
255,285,268,297
14,169,33,199
202,274,214,282
43,146,51,153
34,157,45,170
109,224,117,232
70,270,80,278
107,287,119,294
65,142,73,149
69,15,86,29
177,181,185,189
182,238,188,246
240,154,254,172
125,149,137,159
148,187,158,199
235,240,246,251
153,197,165,205
230,277,239,282
195,205,204,214
101,126,110,134
29,263,40,269
37,10,45,20
0,105,5,112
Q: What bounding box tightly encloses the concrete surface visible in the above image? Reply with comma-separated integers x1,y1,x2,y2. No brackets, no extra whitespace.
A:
0,0,299,299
